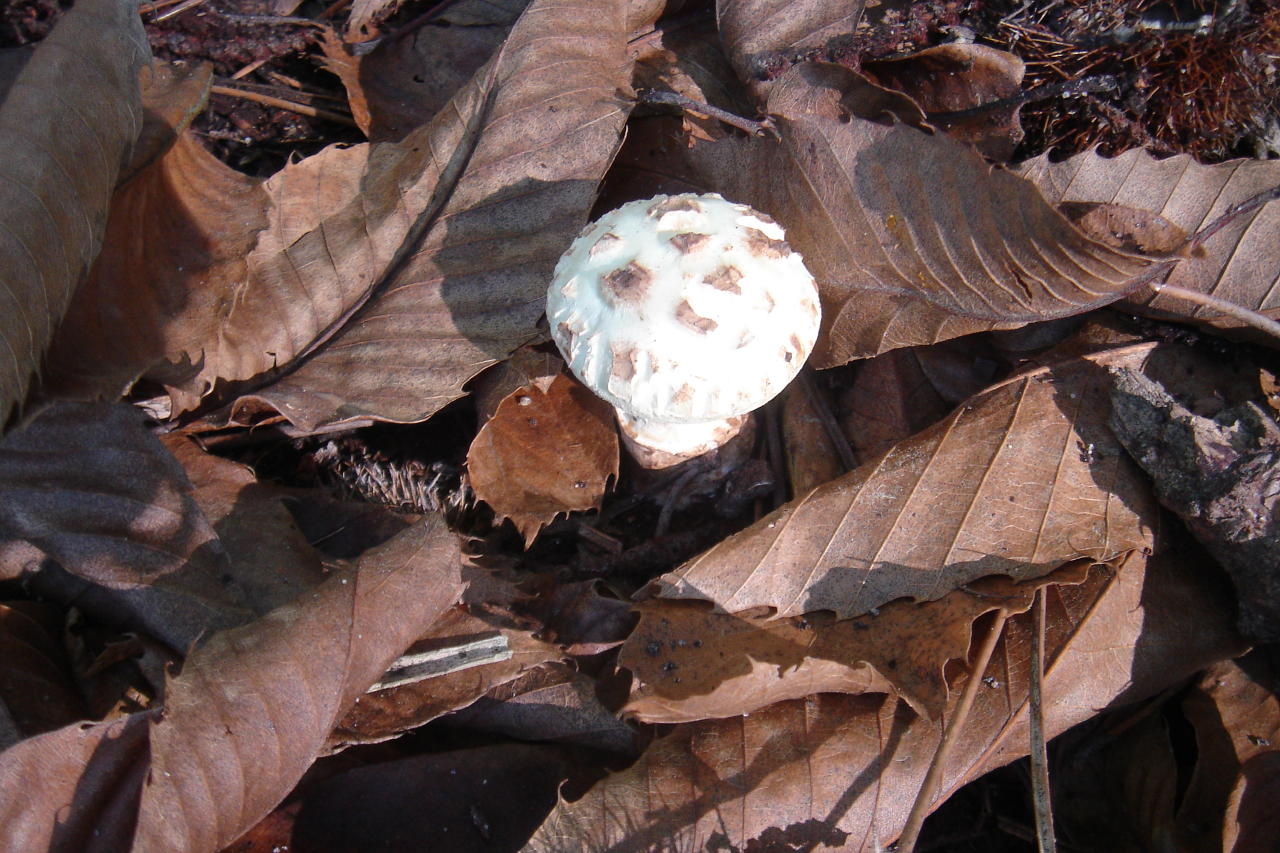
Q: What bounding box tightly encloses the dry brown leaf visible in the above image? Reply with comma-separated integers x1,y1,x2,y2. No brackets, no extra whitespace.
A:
0,517,464,851
683,63,1168,366
528,547,1245,851
229,0,634,433
0,403,253,650
622,562,1091,723
863,44,1026,160
328,605,567,750
645,343,1160,618
468,373,619,546
0,0,148,426
1017,147,1280,329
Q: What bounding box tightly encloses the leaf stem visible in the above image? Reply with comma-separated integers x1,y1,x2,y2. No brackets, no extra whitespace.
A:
1028,589,1056,853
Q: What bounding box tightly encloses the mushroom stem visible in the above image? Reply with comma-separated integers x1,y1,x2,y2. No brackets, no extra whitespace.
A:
617,412,748,469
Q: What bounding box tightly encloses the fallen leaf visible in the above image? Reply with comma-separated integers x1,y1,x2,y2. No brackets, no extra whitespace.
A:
646,343,1160,618
1016,147,1280,329
621,562,1091,723
0,517,463,851
162,435,326,613
468,373,619,546
0,403,253,650
325,0,528,140
528,546,1244,851
231,0,635,432
863,44,1026,160
716,0,867,99
0,0,148,426
683,62,1170,366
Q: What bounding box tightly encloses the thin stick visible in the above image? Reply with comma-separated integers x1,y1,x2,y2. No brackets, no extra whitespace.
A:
1028,589,1056,852
209,84,358,126
798,372,857,472
1147,281,1280,343
1190,183,1280,248
145,0,209,23
635,88,774,137
924,74,1119,124
896,609,1010,852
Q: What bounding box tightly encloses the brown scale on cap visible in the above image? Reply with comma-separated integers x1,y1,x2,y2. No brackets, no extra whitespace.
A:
671,384,695,406
668,232,710,254
676,300,717,333
589,232,622,258
647,196,703,217
704,264,743,294
557,322,575,348
602,261,652,305
743,227,791,259
610,342,640,383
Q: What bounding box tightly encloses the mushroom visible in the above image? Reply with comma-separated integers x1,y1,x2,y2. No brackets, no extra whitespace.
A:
546,193,822,468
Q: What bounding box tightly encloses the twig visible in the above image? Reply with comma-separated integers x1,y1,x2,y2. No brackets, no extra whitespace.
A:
1028,589,1056,853
797,372,857,472
655,463,704,537
1189,183,1280,249
924,75,1120,124
636,88,775,137
368,633,512,692
209,83,358,126
1146,282,1280,343
142,0,209,23
896,609,1011,852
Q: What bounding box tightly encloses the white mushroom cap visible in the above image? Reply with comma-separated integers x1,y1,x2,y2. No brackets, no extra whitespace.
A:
547,193,821,466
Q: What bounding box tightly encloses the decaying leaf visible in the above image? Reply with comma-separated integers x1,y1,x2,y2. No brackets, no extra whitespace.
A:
529,547,1245,851
646,344,1160,619
1017,147,1280,328
468,373,619,546
0,602,86,741
0,0,148,427
622,562,1091,723
683,63,1171,366
0,403,253,650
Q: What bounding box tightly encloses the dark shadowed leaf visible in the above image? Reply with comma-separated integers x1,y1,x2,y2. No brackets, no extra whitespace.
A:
0,602,86,739
0,0,148,427
468,373,619,546
863,44,1026,160
0,403,252,650
324,0,529,141
293,744,568,852
716,0,866,99
0,518,462,851
683,63,1169,366
528,548,1244,851
645,344,1159,618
